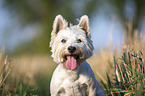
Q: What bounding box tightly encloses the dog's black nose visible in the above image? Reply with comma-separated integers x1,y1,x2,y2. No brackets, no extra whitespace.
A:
68,46,76,53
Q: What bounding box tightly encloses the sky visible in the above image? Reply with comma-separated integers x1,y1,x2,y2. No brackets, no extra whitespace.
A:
0,2,37,52
90,3,124,50
0,0,144,53
0,1,125,52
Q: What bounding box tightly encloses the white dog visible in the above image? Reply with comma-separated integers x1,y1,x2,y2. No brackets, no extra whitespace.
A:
50,15,105,96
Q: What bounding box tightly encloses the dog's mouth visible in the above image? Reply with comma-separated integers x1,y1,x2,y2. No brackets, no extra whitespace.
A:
64,55,79,60
64,54,80,70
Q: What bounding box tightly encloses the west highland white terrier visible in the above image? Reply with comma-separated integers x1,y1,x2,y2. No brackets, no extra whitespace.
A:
50,15,105,96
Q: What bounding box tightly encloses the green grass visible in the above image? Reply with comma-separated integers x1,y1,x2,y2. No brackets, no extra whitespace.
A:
101,50,145,96
99,29,145,96
0,53,56,96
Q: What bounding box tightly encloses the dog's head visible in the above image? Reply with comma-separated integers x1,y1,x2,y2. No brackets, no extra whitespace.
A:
50,15,94,70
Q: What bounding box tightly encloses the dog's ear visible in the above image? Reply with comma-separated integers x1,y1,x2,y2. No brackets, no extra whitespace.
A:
50,15,67,47
78,15,91,38
51,15,67,36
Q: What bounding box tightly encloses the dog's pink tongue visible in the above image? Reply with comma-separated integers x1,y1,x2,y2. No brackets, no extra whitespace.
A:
66,56,77,70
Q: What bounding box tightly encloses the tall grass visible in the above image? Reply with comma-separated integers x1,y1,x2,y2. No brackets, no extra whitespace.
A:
8,55,56,96
0,48,13,95
102,49,145,96
0,48,56,95
100,23,145,96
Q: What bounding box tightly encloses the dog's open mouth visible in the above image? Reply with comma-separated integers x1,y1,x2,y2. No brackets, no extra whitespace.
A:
65,55,79,60
64,55,79,70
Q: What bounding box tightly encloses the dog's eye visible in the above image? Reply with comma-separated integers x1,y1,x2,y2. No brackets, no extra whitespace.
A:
77,39,82,43
61,39,66,43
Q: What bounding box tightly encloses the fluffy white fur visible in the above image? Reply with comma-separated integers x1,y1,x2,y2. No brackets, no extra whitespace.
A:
50,15,105,96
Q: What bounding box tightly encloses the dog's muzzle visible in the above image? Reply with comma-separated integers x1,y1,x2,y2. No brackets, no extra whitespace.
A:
68,46,76,53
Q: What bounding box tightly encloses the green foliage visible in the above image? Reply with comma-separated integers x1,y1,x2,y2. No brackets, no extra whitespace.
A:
101,50,145,96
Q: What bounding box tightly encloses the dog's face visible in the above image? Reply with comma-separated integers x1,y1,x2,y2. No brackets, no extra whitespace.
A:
50,15,94,70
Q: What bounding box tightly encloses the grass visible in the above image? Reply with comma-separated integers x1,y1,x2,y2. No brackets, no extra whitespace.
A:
101,49,145,96
0,48,13,95
0,51,56,95
11,55,56,96
99,26,145,95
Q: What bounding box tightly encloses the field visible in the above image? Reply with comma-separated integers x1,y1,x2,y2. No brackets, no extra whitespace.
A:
0,28,145,96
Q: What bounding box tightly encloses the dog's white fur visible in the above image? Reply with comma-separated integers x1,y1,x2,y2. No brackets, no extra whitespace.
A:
50,15,105,96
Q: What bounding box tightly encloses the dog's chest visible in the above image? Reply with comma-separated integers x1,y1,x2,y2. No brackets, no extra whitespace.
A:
50,63,94,96
58,74,89,96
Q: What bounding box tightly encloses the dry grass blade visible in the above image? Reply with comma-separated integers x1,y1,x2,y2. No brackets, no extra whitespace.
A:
100,25,145,95
0,66,12,87
96,71,107,84
0,49,13,93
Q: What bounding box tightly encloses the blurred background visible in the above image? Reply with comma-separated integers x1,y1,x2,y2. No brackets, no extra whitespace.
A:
0,0,145,95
